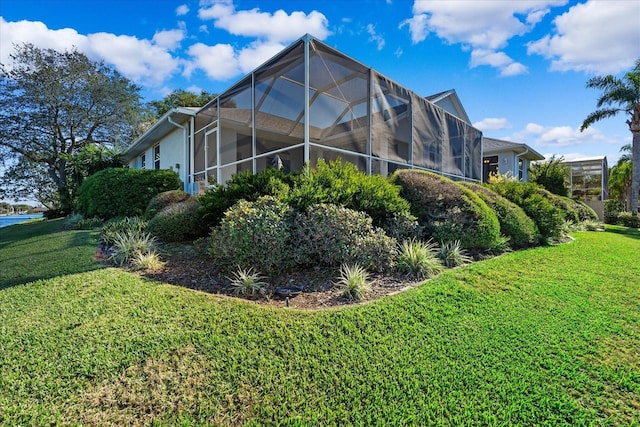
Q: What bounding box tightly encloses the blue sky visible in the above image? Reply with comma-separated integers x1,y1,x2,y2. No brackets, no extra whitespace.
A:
2,0,639,169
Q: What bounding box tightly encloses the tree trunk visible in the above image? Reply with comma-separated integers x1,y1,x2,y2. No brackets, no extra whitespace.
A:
631,130,640,214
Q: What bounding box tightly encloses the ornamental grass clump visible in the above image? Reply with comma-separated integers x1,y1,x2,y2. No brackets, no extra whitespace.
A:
226,267,268,296
101,217,149,246
396,239,443,279
336,263,371,301
131,251,165,272
438,240,473,268
109,230,158,266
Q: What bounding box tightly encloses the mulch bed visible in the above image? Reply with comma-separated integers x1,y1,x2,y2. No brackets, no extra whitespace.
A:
97,244,423,309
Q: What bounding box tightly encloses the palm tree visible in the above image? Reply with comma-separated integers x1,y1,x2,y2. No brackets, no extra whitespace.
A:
581,59,640,214
609,144,632,204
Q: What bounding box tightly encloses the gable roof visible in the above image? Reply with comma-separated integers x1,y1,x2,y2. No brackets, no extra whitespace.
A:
483,137,544,161
425,89,471,124
124,107,199,160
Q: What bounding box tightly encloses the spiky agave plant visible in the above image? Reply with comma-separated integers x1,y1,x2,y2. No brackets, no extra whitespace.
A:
227,267,268,296
336,263,371,301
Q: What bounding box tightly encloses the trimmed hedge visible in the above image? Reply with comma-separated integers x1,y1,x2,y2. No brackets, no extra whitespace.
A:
198,167,293,229
145,190,193,220
77,168,181,219
286,159,410,227
488,181,565,240
147,200,206,242
536,189,580,223
568,199,599,222
391,170,501,251
461,182,539,249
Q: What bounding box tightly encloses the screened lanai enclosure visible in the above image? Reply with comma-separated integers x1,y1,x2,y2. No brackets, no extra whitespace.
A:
190,34,482,188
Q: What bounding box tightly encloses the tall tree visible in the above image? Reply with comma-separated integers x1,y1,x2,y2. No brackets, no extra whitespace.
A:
529,155,570,196
149,89,216,118
609,144,632,205
0,43,143,214
581,58,640,214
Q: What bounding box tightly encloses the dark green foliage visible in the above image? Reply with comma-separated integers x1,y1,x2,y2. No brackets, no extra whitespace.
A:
489,181,566,240
461,182,539,249
568,199,599,222
391,170,501,251
529,155,570,196
76,168,181,219
286,160,410,227
147,200,206,242
291,204,396,272
101,217,149,246
604,199,625,224
197,167,293,229
149,89,216,118
209,196,295,275
145,190,193,220
537,189,580,223
382,211,423,241
616,212,640,228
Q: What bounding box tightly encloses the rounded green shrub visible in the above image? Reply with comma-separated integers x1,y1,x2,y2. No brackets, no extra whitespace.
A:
488,181,565,241
566,198,599,222
604,199,625,224
209,196,295,275
145,190,193,220
390,170,501,251
77,168,181,219
286,159,410,227
537,189,580,223
147,200,206,242
291,204,396,272
461,182,539,249
198,167,293,230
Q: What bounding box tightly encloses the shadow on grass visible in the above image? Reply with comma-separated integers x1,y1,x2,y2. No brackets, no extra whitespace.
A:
0,219,104,290
605,224,640,240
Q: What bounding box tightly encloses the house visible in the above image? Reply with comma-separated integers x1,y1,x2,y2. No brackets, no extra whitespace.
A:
563,156,609,220
481,137,545,182
124,34,485,193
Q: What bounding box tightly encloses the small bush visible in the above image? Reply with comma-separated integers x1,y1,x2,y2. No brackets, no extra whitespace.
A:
226,267,268,296
438,240,472,268
569,199,599,222
336,263,371,301
286,160,410,227
537,189,580,223
109,230,158,266
488,180,565,241
396,239,443,279
461,182,539,249
617,212,640,228
198,167,293,229
292,204,396,272
101,217,149,246
147,200,206,242
145,190,193,220
76,168,181,219
63,213,103,230
382,211,423,241
391,170,501,251
604,200,625,224
131,252,165,271
209,196,294,275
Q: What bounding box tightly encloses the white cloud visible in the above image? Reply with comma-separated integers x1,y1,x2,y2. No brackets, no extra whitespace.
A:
0,17,181,86
366,24,385,51
527,0,640,74
198,0,331,42
473,117,510,131
395,47,403,58
176,4,190,16
184,42,239,80
400,1,566,76
152,29,186,50
511,122,606,147
237,41,287,74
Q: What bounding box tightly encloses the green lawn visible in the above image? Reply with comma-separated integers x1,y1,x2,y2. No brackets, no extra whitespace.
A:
0,221,638,425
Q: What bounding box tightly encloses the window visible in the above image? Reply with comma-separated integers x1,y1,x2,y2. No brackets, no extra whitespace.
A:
140,154,146,169
518,158,524,181
153,145,160,170
482,156,499,182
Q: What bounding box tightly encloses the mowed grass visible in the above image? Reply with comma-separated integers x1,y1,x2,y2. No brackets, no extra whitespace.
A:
0,222,638,425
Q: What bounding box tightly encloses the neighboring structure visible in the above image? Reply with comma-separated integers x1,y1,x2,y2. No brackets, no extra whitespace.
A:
125,34,483,193
124,107,198,189
563,156,609,220
481,137,545,182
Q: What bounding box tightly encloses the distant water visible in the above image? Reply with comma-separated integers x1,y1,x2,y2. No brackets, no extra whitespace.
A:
0,214,43,229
